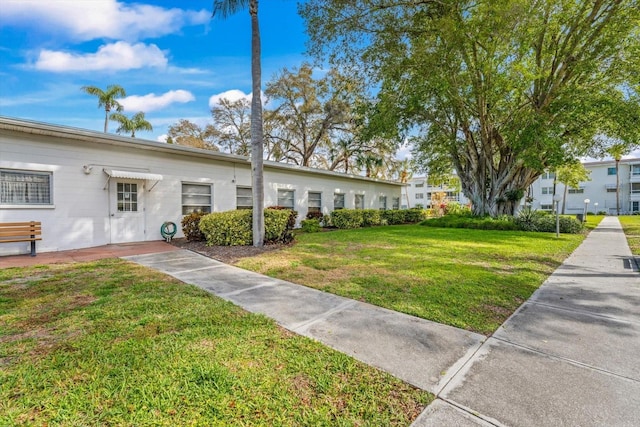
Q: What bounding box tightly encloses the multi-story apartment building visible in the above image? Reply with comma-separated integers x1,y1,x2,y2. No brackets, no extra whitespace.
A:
530,158,640,215
402,175,468,209
403,158,640,214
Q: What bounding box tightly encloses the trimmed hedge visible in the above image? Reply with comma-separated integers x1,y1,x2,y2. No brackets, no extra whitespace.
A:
421,212,583,233
199,208,294,246
181,211,207,241
331,209,364,229
381,209,406,225
330,208,429,229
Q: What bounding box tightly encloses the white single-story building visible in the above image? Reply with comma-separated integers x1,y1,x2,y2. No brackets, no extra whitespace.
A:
0,117,402,256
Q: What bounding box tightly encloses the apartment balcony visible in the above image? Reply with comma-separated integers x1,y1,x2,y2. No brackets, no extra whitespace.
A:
629,164,640,182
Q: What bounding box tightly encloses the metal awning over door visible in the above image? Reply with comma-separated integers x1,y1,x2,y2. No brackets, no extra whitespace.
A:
103,169,163,191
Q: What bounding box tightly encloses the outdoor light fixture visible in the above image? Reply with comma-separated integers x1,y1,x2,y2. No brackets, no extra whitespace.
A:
553,193,562,237
594,202,599,213
584,198,590,222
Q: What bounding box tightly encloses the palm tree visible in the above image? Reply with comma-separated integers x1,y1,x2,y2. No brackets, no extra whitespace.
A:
109,111,153,138
213,0,265,247
81,84,126,133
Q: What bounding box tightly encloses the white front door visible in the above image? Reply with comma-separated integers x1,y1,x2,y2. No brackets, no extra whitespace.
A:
109,180,146,243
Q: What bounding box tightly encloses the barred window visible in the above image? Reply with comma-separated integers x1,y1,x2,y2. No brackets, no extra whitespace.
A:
355,194,364,209
182,183,212,214
334,193,345,210
0,169,52,205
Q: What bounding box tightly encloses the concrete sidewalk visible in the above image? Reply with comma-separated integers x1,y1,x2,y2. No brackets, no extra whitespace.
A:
124,249,485,393
414,216,640,426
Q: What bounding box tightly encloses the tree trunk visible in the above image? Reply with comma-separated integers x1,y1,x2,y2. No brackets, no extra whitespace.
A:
616,158,620,215
250,0,265,247
104,107,109,133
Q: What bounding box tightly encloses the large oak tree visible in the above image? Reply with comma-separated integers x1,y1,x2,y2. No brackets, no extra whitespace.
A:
302,0,640,215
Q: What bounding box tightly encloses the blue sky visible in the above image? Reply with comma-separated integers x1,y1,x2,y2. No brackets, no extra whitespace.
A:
0,0,308,141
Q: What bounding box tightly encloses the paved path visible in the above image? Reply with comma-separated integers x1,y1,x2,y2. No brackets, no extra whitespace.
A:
124,249,485,393
413,216,640,426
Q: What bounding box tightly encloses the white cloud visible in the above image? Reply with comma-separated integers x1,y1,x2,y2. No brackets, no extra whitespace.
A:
157,134,168,143
34,42,168,72
119,90,195,112
0,0,209,42
208,89,252,108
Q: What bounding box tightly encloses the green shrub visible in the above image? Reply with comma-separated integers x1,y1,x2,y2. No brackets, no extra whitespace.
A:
362,209,382,227
199,210,253,246
444,203,472,216
264,209,295,243
405,208,429,223
534,215,584,234
513,207,548,231
421,215,520,231
301,219,322,233
181,211,207,241
381,209,406,225
331,209,364,229
267,206,298,232
199,208,296,246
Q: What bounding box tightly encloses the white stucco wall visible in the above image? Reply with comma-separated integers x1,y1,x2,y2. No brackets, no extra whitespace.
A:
0,119,401,256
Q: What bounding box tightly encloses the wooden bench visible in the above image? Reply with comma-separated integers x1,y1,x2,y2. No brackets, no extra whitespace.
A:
0,221,42,256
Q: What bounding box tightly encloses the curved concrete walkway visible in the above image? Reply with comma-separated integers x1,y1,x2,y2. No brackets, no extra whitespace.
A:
413,216,640,426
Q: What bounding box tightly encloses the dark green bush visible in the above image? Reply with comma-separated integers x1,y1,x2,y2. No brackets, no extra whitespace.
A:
301,219,322,233
381,209,406,225
199,208,295,246
362,209,382,227
534,215,584,234
181,211,207,241
331,209,364,229
421,215,520,231
405,208,429,223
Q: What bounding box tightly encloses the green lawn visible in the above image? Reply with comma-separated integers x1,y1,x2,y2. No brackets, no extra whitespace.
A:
0,260,431,426
238,221,598,335
619,215,640,254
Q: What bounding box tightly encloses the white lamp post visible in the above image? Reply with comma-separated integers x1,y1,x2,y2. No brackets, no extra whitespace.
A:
583,198,590,222
594,202,599,214
553,193,562,237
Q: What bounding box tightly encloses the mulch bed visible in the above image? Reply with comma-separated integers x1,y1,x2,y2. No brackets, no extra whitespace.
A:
169,238,289,264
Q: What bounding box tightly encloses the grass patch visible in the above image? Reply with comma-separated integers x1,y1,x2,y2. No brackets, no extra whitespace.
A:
619,215,640,254
0,259,431,426
237,223,597,335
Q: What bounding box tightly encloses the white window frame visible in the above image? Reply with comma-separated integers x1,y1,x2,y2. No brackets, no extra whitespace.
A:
541,187,553,195
354,194,365,210
0,168,53,206
117,182,138,212
277,189,295,209
181,182,212,215
236,186,253,209
415,182,424,188
631,183,640,194
540,204,553,210
567,187,585,194
415,193,424,199
308,191,322,213
334,193,345,210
